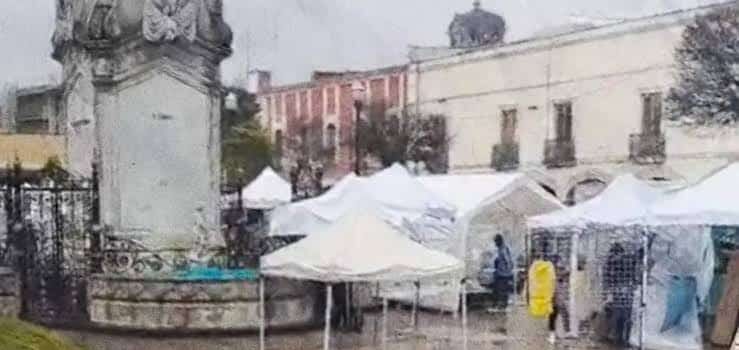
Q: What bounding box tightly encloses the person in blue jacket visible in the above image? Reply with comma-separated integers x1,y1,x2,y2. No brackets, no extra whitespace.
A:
491,234,514,310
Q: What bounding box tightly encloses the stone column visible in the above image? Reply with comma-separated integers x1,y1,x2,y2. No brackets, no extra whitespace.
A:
52,0,233,250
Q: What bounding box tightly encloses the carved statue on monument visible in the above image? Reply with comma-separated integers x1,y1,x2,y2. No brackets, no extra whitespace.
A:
87,0,120,40
143,0,199,43
189,206,224,266
52,0,74,48
198,0,233,46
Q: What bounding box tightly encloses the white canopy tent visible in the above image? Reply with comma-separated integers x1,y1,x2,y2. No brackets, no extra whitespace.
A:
269,164,455,237
241,167,292,209
527,175,668,339
259,208,465,350
643,163,739,226
418,173,564,294
528,174,664,230
526,174,717,350
627,164,739,350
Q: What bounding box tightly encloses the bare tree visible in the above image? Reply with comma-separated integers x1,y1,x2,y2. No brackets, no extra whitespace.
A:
282,116,331,199
356,109,451,174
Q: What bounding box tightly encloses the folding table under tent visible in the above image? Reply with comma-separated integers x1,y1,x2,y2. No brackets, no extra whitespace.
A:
241,167,292,209
259,208,465,350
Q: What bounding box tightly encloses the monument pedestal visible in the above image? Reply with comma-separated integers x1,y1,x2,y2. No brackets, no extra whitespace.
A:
88,275,320,332
0,267,20,318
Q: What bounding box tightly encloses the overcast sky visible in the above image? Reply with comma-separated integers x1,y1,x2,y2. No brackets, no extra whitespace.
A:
0,0,725,87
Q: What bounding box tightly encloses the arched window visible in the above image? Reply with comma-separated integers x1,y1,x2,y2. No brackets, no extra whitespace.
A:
387,115,400,135
325,124,337,153
274,130,283,158
565,179,606,206
539,183,557,198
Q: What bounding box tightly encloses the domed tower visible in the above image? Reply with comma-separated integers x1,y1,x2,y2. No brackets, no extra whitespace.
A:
448,0,506,48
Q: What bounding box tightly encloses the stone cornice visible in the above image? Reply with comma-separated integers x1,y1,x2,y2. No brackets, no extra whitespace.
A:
85,36,231,93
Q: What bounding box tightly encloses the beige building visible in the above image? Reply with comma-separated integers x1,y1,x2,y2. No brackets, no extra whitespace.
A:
409,2,739,204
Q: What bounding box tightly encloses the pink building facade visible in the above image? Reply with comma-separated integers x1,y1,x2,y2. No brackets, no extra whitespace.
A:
254,66,408,182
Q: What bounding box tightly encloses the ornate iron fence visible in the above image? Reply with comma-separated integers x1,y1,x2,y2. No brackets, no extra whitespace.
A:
1,162,100,327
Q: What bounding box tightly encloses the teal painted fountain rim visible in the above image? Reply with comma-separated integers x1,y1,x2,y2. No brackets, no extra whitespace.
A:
91,269,261,283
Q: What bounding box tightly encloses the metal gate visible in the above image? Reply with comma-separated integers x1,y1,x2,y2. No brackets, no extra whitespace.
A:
2,163,100,327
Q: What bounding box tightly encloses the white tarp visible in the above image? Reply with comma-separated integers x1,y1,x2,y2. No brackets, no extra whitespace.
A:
633,226,715,350
529,175,664,229
643,163,739,226
242,167,292,209
418,173,522,217
383,173,563,309
269,164,455,237
261,208,464,282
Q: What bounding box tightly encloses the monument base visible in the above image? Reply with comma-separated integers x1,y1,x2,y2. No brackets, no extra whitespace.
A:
88,274,320,332
0,267,20,317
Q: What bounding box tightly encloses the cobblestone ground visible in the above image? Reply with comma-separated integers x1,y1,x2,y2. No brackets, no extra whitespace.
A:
60,305,635,350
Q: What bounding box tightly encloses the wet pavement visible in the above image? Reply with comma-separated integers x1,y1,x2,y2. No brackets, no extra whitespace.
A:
61,306,637,350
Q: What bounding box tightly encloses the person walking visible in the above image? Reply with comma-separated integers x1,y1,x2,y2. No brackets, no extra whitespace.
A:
548,254,574,345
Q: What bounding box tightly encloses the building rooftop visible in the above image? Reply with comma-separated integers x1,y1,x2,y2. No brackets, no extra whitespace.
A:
418,0,736,66
260,65,407,94
16,84,61,98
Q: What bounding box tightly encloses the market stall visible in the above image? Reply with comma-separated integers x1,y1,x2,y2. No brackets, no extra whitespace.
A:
527,175,672,347
638,163,739,348
241,167,292,210
259,207,465,350
269,164,455,237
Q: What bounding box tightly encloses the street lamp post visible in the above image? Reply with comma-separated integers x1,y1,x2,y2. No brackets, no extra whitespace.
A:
351,82,366,175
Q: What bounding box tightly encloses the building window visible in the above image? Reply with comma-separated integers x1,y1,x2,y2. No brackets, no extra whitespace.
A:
325,124,337,153
299,91,309,118
275,95,283,122
389,76,401,108
274,130,283,158
387,115,400,134
326,87,337,115
642,92,662,136
266,96,272,121
500,108,517,144
554,101,573,141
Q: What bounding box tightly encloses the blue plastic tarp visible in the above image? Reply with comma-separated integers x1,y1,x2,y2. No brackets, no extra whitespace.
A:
661,275,697,333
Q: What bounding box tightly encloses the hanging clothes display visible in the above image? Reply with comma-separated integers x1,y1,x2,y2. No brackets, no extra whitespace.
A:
660,276,697,332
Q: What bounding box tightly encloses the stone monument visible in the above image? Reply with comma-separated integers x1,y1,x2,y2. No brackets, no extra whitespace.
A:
53,0,232,251
52,0,320,332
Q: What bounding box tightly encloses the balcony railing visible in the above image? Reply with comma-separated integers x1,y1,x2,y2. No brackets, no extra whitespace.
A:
629,133,666,165
491,142,520,171
543,138,576,168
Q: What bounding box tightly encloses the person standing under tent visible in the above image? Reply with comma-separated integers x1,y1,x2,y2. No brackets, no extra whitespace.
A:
491,234,515,310
602,243,640,346
548,254,574,344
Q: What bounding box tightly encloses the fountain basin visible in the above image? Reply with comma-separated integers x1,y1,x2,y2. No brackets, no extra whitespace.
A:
88,273,320,332
0,267,20,317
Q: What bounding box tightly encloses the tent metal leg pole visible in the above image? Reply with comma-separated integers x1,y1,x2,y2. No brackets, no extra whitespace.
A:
462,279,468,350
382,297,388,350
412,281,420,331
325,284,333,350
640,230,649,350
374,283,380,346
569,232,579,337
259,277,266,350
345,283,351,329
